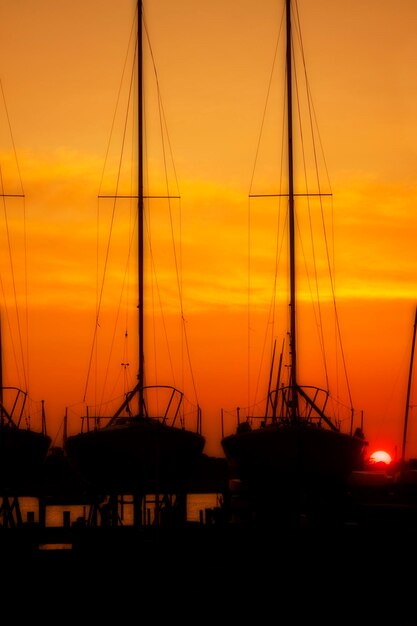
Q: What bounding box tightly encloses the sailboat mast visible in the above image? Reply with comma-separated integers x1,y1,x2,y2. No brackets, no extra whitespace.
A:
401,305,417,465
0,311,3,423
286,0,297,413
138,1,145,414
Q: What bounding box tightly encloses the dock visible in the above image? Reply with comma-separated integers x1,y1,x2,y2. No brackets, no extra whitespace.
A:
2,465,417,626
3,457,417,572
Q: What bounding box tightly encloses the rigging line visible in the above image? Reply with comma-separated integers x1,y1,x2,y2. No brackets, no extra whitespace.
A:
85,4,137,404
292,32,330,391
158,94,184,309
248,4,285,197
295,3,352,410
276,64,288,377
180,314,199,406
119,147,134,400
97,7,137,199
247,198,251,413
97,209,138,415
156,90,183,312
89,3,137,407
145,204,199,412
145,202,198,410
293,1,332,195
0,177,22,390
143,0,183,316
143,16,181,198
22,193,29,397
0,80,29,394
122,108,136,396
0,80,25,196
143,12,199,406
113,83,138,403
149,214,159,394
146,206,190,425
83,35,138,403
294,1,353,411
247,6,284,411
249,90,288,412
0,165,27,393
23,194,29,398
145,207,176,386
293,4,337,402
250,14,289,413
144,10,187,371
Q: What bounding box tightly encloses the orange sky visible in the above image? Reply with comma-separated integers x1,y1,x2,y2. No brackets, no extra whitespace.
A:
0,0,417,460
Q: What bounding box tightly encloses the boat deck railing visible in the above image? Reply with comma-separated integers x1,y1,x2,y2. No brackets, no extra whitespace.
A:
221,384,362,438
76,385,203,434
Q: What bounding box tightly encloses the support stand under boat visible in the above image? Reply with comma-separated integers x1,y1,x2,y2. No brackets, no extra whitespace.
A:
0,494,23,528
80,490,188,528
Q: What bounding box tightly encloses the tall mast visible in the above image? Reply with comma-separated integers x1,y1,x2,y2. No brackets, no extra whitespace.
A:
0,311,3,423
286,0,297,415
138,1,144,414
401,305,417,465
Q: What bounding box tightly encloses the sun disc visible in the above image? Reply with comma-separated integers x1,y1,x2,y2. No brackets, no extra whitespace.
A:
369,450,392,465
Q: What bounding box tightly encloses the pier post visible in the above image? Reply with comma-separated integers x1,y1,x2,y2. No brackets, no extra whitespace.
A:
38,496,46,527
133,492,143,527
0,495,23,528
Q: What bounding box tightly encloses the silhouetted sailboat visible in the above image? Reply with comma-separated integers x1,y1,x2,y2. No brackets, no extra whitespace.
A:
0,356,51,497
0,84,51,494
64,2,205,500
0,312,50,494
221,0,367,518
0,385,51,494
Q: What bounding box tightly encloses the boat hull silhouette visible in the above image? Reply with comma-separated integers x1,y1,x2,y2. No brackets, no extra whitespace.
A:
65,417,205,495
0,426,51,493
222,422,366,491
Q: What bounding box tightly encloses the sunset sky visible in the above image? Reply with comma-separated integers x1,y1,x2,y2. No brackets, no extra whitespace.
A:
0,0,416,460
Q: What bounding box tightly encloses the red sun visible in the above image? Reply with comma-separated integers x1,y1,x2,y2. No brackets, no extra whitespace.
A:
369,450,392,465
